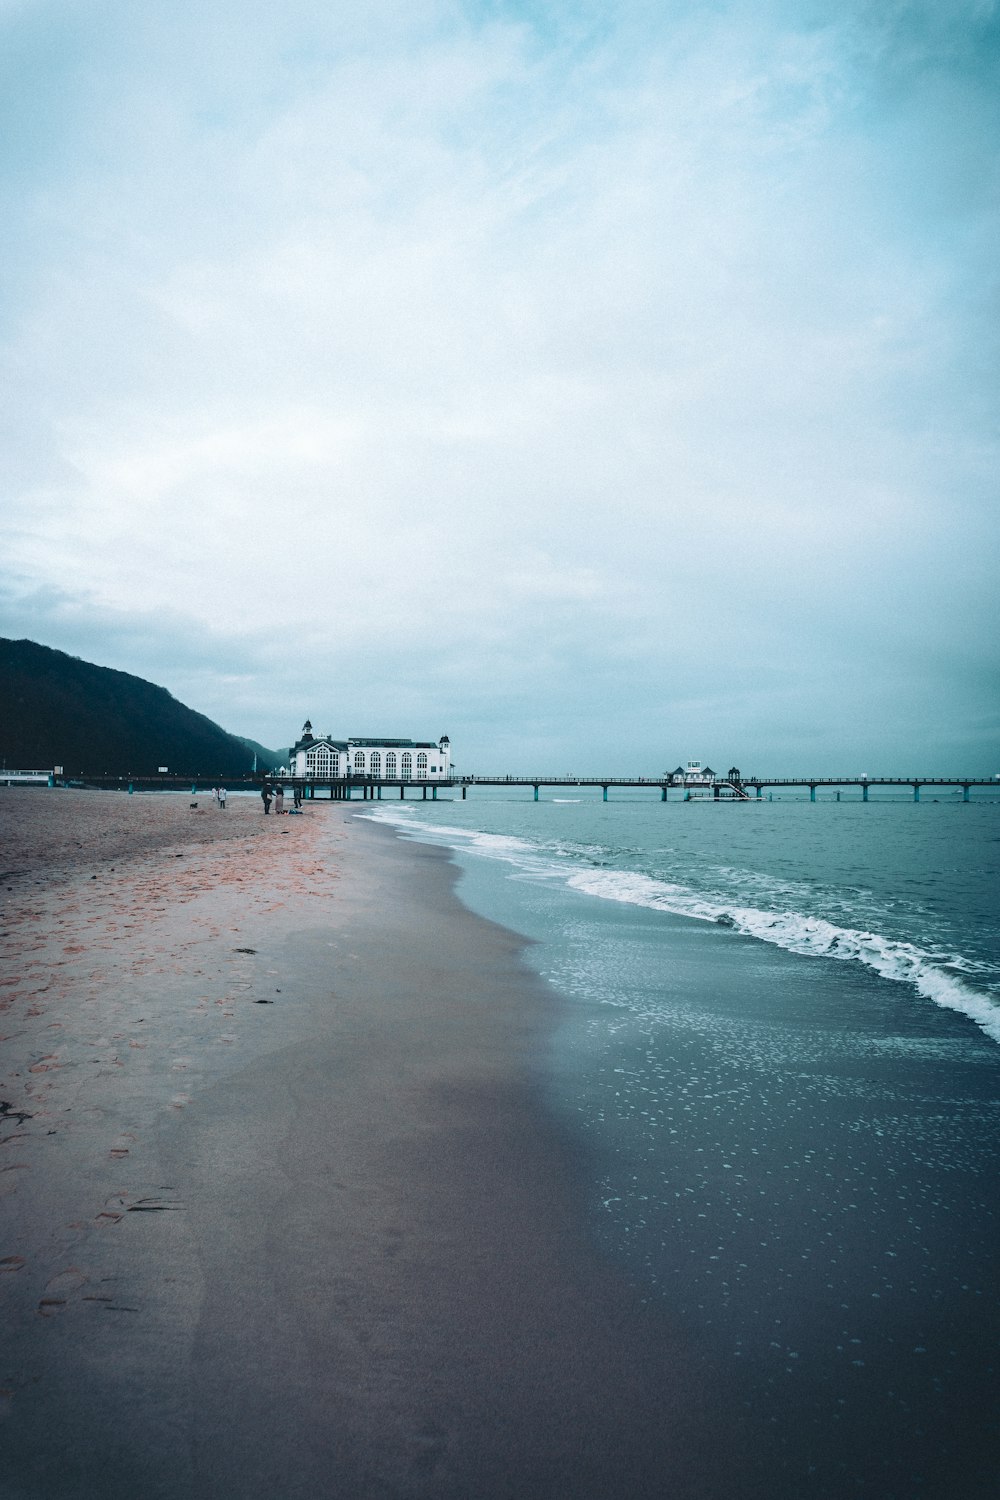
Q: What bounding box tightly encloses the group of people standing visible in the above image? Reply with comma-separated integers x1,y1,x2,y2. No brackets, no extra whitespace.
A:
206,782,308,813
261,782,303,814
209,783,306,813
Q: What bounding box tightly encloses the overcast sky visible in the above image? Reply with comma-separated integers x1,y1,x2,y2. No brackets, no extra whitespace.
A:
2,0,997,774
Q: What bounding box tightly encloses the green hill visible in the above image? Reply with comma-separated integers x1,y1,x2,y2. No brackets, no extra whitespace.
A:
0,638,279,777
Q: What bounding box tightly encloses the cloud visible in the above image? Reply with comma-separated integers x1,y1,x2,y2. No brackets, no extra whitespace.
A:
1,0,997,770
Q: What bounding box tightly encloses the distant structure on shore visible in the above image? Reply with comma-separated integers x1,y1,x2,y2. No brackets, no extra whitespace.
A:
289,721,452,783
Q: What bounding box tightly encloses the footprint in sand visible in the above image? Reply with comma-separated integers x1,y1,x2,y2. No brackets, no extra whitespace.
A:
38,1267,87,1316
96,1193,130,1224
0,1165,29,1198
109,1131,137,1159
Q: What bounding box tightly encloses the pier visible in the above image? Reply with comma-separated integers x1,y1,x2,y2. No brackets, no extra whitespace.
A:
14,773,998,802
737,776,995,803
457,775,997,803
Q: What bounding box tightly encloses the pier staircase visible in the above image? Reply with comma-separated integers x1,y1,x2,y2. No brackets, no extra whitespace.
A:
718,767,751,800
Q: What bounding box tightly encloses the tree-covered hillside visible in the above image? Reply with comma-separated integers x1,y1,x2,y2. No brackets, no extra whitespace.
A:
0,639,277,776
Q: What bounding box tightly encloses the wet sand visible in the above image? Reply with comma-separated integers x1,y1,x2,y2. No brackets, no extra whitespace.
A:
1,789,737,1498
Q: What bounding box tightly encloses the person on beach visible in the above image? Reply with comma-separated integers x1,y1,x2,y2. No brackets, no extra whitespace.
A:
274,785,285,815
292,784,302,809
218,786,227,809
261,784,272,814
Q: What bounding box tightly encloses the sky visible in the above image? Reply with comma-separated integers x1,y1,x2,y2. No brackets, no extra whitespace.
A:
1,0,998,775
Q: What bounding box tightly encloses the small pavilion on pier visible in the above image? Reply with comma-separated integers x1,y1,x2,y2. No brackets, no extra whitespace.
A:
670,760,716,786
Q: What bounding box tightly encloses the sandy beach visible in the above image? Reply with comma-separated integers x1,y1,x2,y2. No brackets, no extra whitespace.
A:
0,788,739,1499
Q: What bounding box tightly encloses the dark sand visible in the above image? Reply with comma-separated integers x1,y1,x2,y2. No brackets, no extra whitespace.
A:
1,789,738,1498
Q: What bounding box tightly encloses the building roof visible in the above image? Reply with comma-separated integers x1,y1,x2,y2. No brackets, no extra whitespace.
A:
292,732,449,755
348,738,417,748
293,735,348,753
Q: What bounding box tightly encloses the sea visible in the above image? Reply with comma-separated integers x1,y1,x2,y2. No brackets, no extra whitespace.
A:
363,788,1000,1498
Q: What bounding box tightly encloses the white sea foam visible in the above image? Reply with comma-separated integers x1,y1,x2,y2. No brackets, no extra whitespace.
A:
363,806,1000,1046
567,869,1000,1045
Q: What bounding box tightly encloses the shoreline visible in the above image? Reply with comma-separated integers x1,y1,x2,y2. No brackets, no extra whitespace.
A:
370,797,1000,1499
1,790,737,1497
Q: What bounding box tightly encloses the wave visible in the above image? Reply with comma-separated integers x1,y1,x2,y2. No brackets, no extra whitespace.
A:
566,869,1000,1045
362,807,1000,1046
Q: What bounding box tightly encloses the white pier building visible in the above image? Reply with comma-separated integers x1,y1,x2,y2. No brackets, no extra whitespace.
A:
290,721,451,783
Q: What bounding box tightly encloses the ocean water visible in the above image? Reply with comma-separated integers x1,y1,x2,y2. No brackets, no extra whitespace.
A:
363,790,1000,1496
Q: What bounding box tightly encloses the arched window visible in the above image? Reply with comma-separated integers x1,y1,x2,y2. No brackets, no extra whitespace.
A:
353,751,365,773
401,753,412,780
370,752,381,778
386,752,397,778
416,752,428,778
